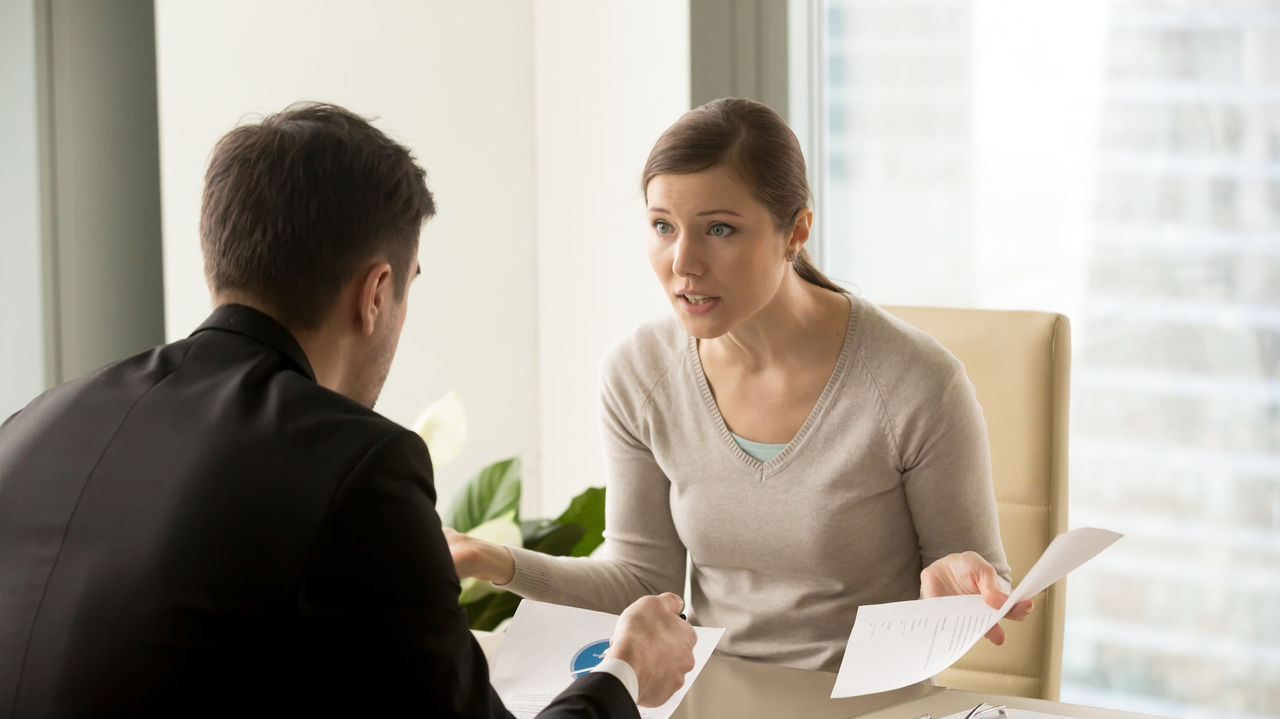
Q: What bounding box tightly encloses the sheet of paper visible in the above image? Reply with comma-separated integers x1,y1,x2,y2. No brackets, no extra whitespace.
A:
490,599,725,719
832,527,1122,698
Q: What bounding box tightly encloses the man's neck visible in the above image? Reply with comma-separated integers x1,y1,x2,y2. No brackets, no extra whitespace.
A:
211,291,347,395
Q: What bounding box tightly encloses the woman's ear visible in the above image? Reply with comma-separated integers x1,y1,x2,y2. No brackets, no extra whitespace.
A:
787,208,814,257
354,261,394,337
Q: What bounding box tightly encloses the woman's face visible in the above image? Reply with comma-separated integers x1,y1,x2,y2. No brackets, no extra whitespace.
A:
646,166,793,339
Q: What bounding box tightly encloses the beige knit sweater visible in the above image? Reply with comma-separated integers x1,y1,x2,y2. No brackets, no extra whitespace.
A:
505,294,1010,672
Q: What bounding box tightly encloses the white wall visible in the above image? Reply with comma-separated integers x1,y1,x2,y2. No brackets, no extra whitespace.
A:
156,0,539,516
532,3,689,515
0,0,46,420
156,1,690,519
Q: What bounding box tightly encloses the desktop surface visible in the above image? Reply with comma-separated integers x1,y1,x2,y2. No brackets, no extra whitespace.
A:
671,655,1167,719
670,655,933,719
474,629,1166,719
851,686,1170,719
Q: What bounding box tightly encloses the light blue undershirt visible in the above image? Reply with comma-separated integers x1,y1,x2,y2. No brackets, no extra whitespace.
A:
729,431,787,462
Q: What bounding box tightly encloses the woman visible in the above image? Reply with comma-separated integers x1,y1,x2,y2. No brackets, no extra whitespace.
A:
449,98,1031,672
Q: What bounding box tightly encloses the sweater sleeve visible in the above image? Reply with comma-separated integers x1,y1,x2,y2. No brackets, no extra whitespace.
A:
895,353,1013,590
503,352,687,613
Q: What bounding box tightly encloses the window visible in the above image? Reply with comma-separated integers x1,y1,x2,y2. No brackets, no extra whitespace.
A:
799,1,1280,716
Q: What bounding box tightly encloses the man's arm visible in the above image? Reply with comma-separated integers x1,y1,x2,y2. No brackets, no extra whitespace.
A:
296,429,638,718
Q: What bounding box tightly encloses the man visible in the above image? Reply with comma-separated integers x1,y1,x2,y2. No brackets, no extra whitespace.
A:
0,103,695,718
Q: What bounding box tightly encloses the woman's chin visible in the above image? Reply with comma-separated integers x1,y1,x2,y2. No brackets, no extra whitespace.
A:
673,312,731,341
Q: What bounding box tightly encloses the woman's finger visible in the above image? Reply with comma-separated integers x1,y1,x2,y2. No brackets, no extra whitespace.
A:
1004,598,1035,621
983,623,1006,646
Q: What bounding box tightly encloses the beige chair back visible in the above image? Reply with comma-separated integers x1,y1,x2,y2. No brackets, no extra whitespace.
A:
883,305,1071,701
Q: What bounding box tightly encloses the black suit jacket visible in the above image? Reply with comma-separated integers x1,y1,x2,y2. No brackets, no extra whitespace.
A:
0,304,636,719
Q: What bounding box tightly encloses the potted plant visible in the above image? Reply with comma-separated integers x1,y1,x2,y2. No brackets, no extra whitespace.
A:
414,391,605,631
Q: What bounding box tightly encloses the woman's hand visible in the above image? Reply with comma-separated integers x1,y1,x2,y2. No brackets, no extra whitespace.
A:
920,551,1033,646
443,527,516,585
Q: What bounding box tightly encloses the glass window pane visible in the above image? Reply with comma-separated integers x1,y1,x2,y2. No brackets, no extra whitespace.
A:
809,1,1280,716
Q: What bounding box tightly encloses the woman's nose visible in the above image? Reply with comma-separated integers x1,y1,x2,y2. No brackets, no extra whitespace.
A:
671,234,702,277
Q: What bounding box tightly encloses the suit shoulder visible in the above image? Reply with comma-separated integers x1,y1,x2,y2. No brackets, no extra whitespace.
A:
1,338,194,437
286,380,422,452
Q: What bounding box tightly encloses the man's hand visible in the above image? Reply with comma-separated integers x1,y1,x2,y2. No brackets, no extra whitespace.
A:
606,593,697,707
920,551,1033,646
443,527,516,585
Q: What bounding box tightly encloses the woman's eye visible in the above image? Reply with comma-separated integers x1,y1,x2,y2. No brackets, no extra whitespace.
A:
708,223,734,238
653,220,673,234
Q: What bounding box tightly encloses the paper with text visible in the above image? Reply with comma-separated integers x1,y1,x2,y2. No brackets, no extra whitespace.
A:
832,527,1122,698
489,599,725,719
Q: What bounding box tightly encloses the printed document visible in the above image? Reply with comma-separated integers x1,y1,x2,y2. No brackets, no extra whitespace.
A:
832,527,1122,698
489,599,725,719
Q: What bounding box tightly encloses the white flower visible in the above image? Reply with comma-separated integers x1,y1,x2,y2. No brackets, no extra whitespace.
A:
413,390,467,469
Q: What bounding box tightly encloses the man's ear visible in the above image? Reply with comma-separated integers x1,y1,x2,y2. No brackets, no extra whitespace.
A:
786,208,814,257
355,261,394,337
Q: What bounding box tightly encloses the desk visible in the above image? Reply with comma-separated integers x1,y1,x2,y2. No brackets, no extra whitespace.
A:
670,655,932,718
672,655,1166,719
473,631,1164,719
855,686,1168,719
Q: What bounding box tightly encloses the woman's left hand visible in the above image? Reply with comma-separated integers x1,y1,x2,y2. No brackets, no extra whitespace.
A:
920,551,1034,646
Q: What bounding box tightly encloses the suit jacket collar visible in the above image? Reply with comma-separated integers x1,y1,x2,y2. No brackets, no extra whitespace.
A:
191,304,317,381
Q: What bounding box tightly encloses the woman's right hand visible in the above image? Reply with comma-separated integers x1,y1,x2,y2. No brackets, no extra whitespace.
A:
443,527,516,585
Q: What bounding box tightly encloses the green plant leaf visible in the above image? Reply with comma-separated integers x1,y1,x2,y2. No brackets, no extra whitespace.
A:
446,457,521,533
519,518,552,537
519,519,560,548
465,590,523,632
555,486,606,557
523,522,586,557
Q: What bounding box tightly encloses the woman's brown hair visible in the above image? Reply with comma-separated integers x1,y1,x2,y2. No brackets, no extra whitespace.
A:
641,98,847,295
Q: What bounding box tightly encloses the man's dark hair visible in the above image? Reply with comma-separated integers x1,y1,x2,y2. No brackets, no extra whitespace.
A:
200,102,436,330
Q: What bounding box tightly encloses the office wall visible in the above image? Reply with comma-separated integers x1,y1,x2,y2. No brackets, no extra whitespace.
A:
156,0,540,515
532,3,689,514
0,0,46,419
156,1,690,518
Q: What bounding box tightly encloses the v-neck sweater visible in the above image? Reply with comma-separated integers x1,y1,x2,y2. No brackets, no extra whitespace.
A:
505,294,1011,672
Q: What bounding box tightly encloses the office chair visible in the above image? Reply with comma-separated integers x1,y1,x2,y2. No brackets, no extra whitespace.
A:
883,306,1071,701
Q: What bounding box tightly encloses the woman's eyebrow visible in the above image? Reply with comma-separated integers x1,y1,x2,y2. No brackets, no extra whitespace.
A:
646,207,744,217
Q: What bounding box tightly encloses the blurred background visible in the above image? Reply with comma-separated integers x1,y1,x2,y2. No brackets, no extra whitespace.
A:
1,1,1276,716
